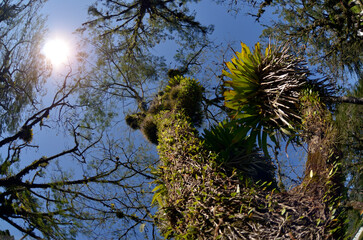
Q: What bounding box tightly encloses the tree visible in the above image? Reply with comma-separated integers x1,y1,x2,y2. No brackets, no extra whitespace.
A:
251,0,363,236
83,0,212,53
3,0,360,238
80,1,363,238
80,0,213,88
75,0,216,135
69,0,220,238
259,0,363,80
0,74,136,239
221,42,363,238
0,1,160,239
0,0,50,134
3,0,219,238
121,41,361,239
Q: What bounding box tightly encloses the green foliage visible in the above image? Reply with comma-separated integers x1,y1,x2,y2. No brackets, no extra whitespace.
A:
202,120,276,183
261,0,363,80
85,0,212,59
222,42,307,151
127,75,204,144
336,76,363,238
222,42,334,155
150,102,339,239
125,113,145,130
172,76,204,127
140,115,158,144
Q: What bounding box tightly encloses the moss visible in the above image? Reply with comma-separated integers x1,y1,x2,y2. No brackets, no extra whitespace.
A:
19,125,33,143
125,113,145,130
167,74,182,87
145,76,204,130
167,69,183,79
171,76,204,127
128,76,203,145
169,85,181,100
141,115,158,144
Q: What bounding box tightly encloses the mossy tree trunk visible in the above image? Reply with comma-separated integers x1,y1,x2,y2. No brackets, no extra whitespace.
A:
130,76,346,239
152,105,345,239
293,92,346,238
299,93,343,197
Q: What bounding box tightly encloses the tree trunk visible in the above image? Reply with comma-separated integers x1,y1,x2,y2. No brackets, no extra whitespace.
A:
137,78,346,239
152,107,344,239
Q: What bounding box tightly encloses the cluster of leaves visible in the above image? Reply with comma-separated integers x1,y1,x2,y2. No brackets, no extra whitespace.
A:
125,75,204,144
202,120,275,183
220,40,351,238
222,42,335,154
222,42,304,153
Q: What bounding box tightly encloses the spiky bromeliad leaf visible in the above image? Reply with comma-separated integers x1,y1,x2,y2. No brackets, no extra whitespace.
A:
222,42,311,152
202,120,275,183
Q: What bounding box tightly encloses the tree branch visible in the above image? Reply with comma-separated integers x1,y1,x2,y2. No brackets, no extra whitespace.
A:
324,96,363,105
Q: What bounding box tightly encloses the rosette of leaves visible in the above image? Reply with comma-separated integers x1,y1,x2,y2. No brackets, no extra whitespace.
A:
222,42,324,153
202,120,275,183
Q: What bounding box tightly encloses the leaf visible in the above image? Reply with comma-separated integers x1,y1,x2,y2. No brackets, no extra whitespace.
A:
246,129,259,153
254,42,262,64
231,126,249,144
269,133,278,147
235,112,257,120
261,130,269,158
257,125,263,149
281,208,286,215
280,127,291,136
152,185,162,193
139,223,146,233
265,44,272,58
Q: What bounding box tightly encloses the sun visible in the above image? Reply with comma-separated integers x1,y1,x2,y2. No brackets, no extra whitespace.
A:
43,38,70,67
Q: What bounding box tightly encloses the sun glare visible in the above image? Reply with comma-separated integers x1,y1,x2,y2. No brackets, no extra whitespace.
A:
43,38,70,67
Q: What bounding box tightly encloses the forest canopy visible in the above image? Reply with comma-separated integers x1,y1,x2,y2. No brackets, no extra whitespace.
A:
0,0,362,239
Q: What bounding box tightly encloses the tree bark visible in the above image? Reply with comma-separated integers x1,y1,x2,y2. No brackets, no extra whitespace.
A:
324,96,363,104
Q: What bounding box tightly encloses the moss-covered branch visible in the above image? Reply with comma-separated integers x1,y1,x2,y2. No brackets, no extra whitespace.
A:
128,75,345,239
